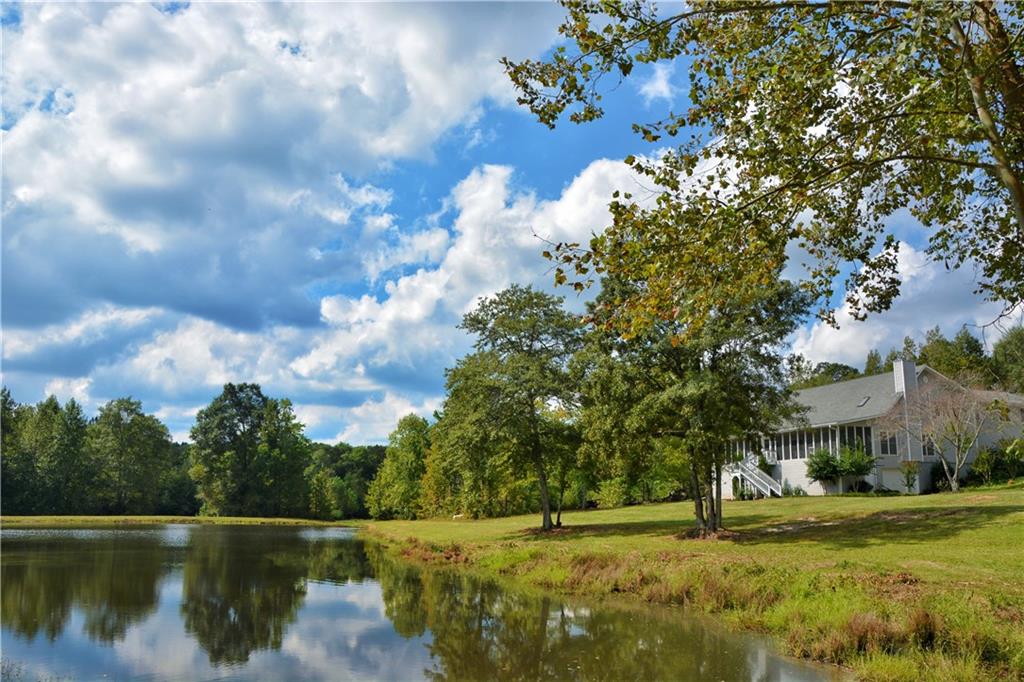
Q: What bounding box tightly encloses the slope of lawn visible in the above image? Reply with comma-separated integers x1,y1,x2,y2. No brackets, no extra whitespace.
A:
365,484,1024,681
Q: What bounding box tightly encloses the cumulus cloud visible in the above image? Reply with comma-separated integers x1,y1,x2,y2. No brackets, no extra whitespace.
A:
2,2,561,332
3,153,641,442
638,63,676,104
790,242,1014,367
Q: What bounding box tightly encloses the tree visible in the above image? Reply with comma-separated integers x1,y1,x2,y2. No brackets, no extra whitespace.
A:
577,276,807,533
1,388,37,514
790,361,861,390
918,326,991,380
864,350,884,376
992,326,1024,392
88,398,172,514
505,1,1023,338
366,414,431,520
889,373,1009,492
423,352,528,519
458,285,584,530
189,384,310,517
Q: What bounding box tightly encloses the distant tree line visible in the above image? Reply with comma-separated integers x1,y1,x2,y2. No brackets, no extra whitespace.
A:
789,325,1024,392
0,385,384,519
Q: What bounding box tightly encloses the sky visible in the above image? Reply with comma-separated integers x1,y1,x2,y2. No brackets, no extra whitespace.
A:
1,2,1016,444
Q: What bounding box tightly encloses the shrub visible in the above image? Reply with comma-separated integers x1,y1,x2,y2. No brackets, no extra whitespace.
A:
898,460,918,493
806,448,841,484
792,486,808,496
839,445,876,478
781,479,793,496
594,477,629,508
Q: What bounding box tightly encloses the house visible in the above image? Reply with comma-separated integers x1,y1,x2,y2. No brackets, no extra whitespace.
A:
725,360,1024,498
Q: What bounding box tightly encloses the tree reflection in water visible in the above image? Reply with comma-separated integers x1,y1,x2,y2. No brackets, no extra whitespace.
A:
1,530,166,644
365,544,773,681
2,527,822,681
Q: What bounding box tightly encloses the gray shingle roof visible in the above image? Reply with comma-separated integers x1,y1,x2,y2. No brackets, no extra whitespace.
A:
788,369,911,428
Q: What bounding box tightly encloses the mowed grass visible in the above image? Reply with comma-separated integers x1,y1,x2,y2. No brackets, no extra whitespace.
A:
0,515,352,527
365,484,1024,681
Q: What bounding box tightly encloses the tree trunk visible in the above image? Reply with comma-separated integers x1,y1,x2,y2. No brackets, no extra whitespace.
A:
535,459,553,530
689,454,706,534
706,469,717,531
951,17,1024,232
714,459,723,531
974,1,1024,125
556,479,564,527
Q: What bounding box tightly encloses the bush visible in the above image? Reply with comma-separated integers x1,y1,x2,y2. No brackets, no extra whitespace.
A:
594,477,630,508
806,448,841,484
899,460,918,493
781,479,794,496
792,486,808,496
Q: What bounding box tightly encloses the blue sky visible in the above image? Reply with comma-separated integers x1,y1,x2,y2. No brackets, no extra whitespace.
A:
1,3,1012,443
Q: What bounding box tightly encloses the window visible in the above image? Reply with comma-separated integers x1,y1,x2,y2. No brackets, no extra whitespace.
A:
924,438,937,457
879,432,898,456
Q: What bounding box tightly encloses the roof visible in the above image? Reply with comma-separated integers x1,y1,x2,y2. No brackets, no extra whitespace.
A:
787,368,921,428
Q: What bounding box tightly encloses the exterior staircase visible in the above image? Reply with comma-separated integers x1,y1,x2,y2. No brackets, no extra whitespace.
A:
728,456,782,497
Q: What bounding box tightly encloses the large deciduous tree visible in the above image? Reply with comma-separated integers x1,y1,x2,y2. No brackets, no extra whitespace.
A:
458,285,584,530
189,383,310,517
576,276,807,534
88,397,172,514
366,414,431,520
505,1,1023,336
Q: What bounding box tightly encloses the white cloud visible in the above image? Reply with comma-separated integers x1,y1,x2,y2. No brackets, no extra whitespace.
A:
3,305,160,359
334,392,442,445
638,63,676,104
790,242,1012,367
42,376,93,406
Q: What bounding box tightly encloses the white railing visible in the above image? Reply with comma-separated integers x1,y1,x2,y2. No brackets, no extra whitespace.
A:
729,456,782,497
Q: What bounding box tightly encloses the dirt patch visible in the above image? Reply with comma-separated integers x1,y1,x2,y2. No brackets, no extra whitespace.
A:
866,571,923,603
675,528,740,540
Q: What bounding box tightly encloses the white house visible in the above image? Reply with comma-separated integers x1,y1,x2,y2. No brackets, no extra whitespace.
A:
725,360,1024,498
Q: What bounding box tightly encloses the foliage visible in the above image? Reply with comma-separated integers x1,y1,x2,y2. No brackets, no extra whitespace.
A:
839,445,876,479
916,326,992,380
969,439,1024,486
454,285,584,530
366,414,431,520
189,383,311,517
575,276,807,532
505,1,1024,338
594,477,630,509
422,352,538,520
789,360,861,389
864,350,885,376
88,398,173,514
807,446,874,489
899,460,919,494
992,326,1024,392
806,448,842,485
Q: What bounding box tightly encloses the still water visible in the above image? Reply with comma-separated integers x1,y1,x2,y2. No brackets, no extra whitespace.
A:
1,525,839,681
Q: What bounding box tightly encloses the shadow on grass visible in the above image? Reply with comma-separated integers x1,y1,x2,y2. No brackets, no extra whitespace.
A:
506,505,1024,549
728,504,1024,548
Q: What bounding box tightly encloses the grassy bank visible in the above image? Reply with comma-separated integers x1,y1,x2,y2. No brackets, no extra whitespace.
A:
0,515,354,527
364,484,1024,681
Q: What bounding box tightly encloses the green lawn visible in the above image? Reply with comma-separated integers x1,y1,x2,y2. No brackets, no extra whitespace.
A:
365,485,1024,681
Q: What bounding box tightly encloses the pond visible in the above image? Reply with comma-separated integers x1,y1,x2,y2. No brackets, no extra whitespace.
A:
0,524,841,681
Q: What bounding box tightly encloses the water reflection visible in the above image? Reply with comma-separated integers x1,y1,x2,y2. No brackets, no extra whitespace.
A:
1,525,836,681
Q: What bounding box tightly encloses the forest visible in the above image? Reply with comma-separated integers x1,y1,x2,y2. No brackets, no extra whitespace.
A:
5,284,1020,528
0,386,384,520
